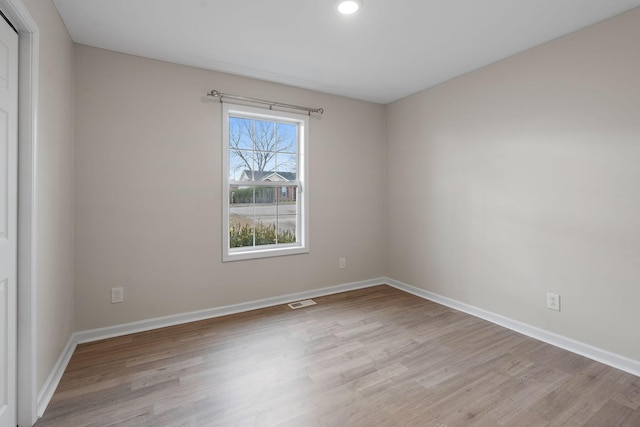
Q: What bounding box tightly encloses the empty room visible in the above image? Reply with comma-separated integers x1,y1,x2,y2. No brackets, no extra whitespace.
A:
1,0,639,426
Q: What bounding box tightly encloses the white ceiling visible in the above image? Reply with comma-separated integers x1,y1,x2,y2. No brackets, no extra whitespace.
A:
53,0,640,104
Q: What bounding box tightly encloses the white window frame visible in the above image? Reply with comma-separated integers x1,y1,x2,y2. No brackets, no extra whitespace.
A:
222,103,309,262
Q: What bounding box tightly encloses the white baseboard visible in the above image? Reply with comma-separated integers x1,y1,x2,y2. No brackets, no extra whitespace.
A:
36,336,76,418
74,277,386,344
384,277,640,378
38,275,640,419
37,277,387,417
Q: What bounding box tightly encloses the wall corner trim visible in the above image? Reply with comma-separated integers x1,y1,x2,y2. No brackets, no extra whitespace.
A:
384,277,640,378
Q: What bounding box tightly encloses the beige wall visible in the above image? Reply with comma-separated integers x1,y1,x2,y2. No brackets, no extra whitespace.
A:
386,9,640,360
22,0,75,391
73,45,387,331
27,1,640,391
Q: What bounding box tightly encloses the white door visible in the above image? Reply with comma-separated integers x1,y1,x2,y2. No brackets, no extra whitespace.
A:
0,14,18,427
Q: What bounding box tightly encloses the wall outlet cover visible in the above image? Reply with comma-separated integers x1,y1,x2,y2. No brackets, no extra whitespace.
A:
111,286,124,304
547,292,560,311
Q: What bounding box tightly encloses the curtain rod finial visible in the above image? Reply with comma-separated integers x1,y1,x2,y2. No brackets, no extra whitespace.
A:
208,90,221,98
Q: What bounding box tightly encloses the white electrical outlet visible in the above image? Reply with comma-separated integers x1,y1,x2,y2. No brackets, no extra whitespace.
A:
547,292,560,311
339,257,346,269
111,286,124,304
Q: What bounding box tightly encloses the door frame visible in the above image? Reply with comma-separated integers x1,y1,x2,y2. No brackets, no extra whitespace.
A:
0,1,38,426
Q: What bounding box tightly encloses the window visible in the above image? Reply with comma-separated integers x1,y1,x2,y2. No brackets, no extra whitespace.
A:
222,104,309,261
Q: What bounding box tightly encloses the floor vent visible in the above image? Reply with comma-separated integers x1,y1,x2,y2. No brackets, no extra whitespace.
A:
288,299,316,309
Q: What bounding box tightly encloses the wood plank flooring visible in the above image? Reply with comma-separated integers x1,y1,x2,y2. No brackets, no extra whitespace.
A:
35,285,640,426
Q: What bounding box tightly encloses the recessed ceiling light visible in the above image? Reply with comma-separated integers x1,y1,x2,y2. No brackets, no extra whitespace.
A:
337,0,362,15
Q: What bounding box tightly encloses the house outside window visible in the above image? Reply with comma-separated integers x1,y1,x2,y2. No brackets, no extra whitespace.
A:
222,104,309,261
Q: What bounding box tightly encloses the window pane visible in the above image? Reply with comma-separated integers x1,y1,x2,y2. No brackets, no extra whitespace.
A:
229,117,253,150
276,153,297,177
229,185,254,205
254,187,277,246
277,186,297,243
229,150,252,181
254,120,276,152
229,186,254,248
277,123,297,154
253,152,276,179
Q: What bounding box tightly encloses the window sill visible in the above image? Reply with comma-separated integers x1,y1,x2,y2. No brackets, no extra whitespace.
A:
223,245,309,262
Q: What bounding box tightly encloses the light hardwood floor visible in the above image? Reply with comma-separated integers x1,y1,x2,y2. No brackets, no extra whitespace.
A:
35,285,640,426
